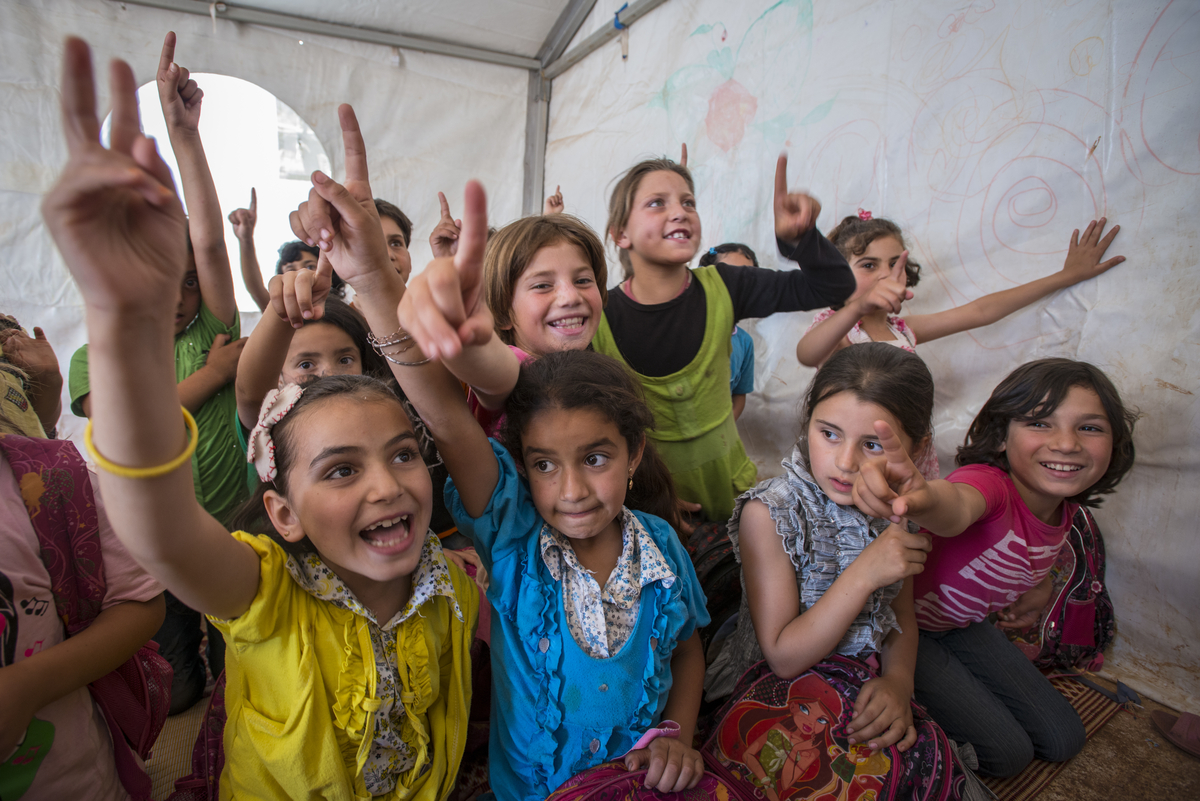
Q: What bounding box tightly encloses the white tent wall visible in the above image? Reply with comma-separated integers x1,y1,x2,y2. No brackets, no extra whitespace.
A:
545,0,1200,711
2,0,529,443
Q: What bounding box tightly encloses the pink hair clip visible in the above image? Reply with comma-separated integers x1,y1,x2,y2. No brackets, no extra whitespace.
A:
247,383,305,483
857,208,873,221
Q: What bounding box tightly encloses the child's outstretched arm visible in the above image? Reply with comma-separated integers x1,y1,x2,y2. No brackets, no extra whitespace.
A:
795,252,913,367
229,188,269,311
43,38,260,620
740,497,932,679
156,32,237,327
853,421,986,536
624,631,705,791
846,578,918,752
905,219,1123,344
285,105,500,517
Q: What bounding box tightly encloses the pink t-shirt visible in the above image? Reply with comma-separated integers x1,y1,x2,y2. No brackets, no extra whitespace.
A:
466,345,533,439
0,452,164,801
913,464,1077,631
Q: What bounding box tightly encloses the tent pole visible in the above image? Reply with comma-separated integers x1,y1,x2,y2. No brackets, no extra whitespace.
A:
543,0,670,81
108,0,540,71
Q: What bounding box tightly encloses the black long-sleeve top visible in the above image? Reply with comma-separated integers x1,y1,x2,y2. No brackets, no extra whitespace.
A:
602,227,855,377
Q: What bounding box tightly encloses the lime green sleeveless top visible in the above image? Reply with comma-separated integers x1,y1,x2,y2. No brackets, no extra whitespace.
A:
593,265,757,522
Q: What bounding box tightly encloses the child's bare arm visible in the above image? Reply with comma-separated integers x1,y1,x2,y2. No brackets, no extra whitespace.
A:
229,188,269,311
287,106,500,518
847,578,918,752
853,421,987,536
43,38,260,620
906,219,1123,344
0,594,165,757
156,32,237,327
624,631,705,792
741,498,931,677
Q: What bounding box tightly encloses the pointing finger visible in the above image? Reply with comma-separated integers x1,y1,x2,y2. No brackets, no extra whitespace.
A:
774,152,789,202
107,57,140,156
338,104,369,188
61,37,100,151
890,251,908,284
453,180,488,283
873,419,909,466
250,187,257,212
438,191,452,220
158,31,176,79
680,142,688,167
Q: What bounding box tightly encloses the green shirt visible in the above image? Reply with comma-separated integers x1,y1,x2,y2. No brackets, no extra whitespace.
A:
68,304,248,522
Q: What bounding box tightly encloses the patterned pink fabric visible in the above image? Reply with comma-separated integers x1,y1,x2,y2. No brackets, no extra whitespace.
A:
247,383,304,482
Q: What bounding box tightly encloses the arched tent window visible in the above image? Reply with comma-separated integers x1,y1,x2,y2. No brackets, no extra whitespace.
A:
103,75,330,312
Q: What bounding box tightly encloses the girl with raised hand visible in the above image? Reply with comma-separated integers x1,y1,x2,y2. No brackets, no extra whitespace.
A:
851,359,1137,777
703,343,981,799
43,41,476,799
380,179,710,797
795,213,1125,370
594,154,855,524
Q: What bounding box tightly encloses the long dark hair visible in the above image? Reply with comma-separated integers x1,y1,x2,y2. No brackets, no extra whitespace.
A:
225,374,408,551
499,349,681,532
827,215,921,290
798,343,935,464
956,359,1137,506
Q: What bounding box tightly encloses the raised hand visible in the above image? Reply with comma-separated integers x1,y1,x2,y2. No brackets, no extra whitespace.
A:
430,191,462,258
773,153,822,242
852,421,931,523
42,38,187,320
0,327,60,383
542,185,564,215
397,181,493,361
269,252,334,328
1060,218,1124,285
156,31,203,133
289,105,389,286
228,188,257,242
858,251,914,315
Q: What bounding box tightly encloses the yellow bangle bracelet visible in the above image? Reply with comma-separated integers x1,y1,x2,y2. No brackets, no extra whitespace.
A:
84,407,199,479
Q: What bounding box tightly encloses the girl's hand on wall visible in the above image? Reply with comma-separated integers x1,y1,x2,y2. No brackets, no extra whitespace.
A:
852,421,931,523
1060,217,1124,286
624,736,704,792
42,38,187,321
846,675,917,752
773,153,822,243
289,105,390,287
398,182,494,361
430,191,462,258
156,32,203,133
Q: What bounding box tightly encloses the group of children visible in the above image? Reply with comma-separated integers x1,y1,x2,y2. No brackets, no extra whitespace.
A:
0,30,1139,801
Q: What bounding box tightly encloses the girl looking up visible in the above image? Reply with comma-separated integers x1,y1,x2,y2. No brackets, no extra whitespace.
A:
852,358,1137,777
43,45,476,799
378,181,711,798
703,343,979,798
594,155,855,523
795,213,1124,369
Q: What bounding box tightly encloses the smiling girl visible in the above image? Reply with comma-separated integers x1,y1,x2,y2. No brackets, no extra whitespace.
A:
594,155,854,523
851,358,1138,777
43,45,477,798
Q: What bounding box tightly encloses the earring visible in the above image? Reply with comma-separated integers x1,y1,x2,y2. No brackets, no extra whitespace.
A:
628,470,634,490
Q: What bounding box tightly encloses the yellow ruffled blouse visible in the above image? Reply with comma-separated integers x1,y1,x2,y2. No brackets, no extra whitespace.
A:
209,530,478,800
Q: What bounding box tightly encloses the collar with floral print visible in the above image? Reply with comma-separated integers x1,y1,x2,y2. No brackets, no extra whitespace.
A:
539,508,676,658
285,530,464,629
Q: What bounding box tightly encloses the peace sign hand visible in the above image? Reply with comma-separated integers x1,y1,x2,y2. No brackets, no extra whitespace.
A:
157,32,203,133
289,105,389,287
773,153,822,243
42,38,187,321
398,181,494,362
430,191,462,258
852,421,932,523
